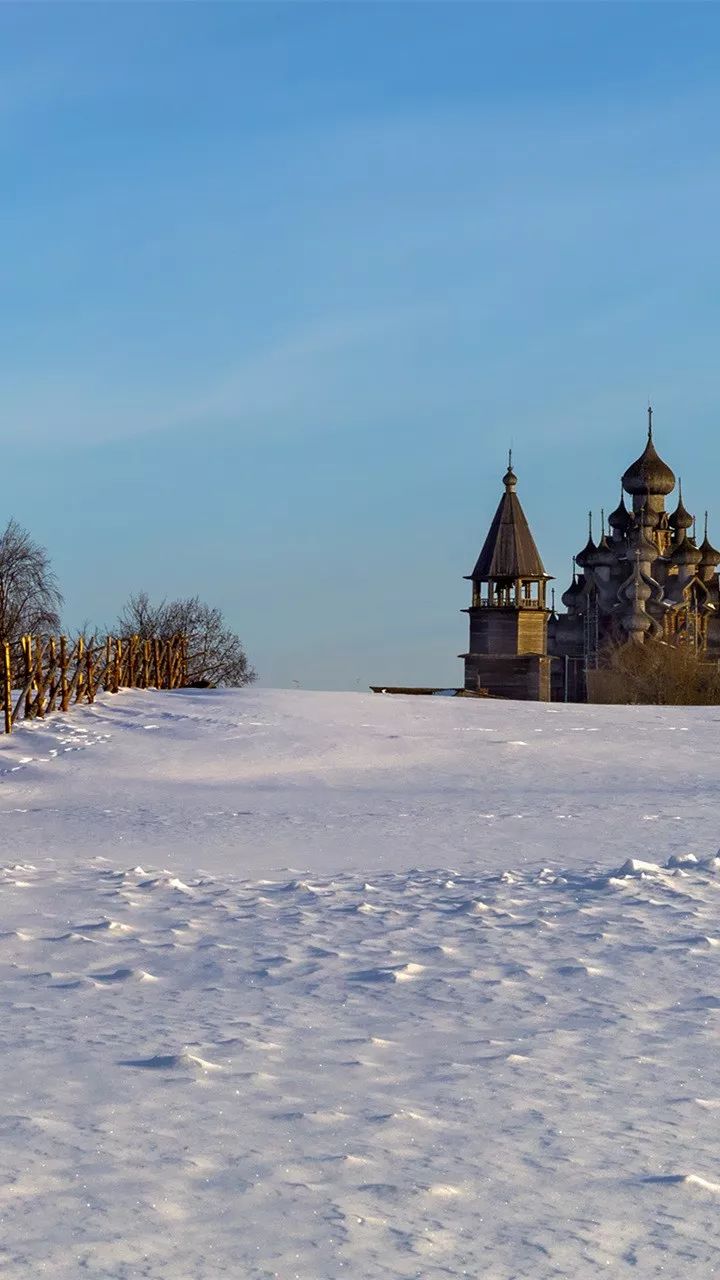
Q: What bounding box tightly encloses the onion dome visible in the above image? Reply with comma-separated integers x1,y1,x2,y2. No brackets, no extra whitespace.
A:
670,535,702,567
699,513,720,569
593,538,614,569
593,513,614,567
669,479,693,532
617,554,653,636
574,512,597,568
617,553,665,640
622,407,676,498
629,510,660,563
561,561,585,610
608,486,632,534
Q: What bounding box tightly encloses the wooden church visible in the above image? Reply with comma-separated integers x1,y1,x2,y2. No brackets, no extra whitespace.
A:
463,410,720,702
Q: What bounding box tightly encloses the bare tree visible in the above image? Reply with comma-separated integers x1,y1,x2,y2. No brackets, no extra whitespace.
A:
116,592,256,687
115,591,164,640
0,518,63,645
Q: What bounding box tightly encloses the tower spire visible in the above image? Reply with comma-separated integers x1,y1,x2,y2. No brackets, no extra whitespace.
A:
468,457,547,581
648,403,653,440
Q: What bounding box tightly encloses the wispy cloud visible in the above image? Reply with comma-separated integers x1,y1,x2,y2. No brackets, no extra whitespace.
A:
4,303,442,450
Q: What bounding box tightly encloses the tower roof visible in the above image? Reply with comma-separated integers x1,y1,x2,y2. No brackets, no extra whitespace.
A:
561,560,585,610
699,513,720,567
594,524,614,567
670,534,702,566
622,407,676,498
468,457,549,582
608,485,632,532
669,479,693,531
575,512,597,567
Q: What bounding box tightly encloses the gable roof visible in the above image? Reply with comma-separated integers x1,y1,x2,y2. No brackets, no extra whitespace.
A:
468,470,548,581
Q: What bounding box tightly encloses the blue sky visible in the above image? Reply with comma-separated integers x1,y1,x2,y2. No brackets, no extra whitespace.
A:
2,3,719,688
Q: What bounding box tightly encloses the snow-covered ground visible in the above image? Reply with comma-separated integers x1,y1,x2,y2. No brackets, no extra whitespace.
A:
2,689,720,1278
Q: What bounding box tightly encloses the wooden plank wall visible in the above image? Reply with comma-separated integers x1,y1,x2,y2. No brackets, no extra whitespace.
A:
0,634,188,735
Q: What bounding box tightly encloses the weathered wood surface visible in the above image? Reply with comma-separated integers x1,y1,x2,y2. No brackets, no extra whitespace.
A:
0,634,187,734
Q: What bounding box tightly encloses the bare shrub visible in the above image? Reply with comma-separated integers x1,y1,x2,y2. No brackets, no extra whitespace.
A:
590,639,720,705
117,592,256,687
0,519,63,645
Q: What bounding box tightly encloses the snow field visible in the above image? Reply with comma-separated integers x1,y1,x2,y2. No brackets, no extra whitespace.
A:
2,686,720,876
2,689,720,1277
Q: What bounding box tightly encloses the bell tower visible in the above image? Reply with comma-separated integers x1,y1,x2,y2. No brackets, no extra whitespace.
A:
461,456,553,700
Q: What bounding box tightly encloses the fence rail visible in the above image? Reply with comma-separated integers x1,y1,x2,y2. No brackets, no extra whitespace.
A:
1,634,187,734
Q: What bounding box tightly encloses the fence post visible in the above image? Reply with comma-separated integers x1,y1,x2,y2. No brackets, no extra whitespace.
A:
86,640,95,704
46,637,57,714
22,636,33,720
142,639,150,689
3,642,11,735
60,636,69,711
113,637,121,693
128,635,137,687
104,636,111,691
75,637,85,703
34,636,45,718
179,632,188,686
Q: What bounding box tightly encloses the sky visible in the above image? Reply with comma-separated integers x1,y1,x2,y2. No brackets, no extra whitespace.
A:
2,2,719,690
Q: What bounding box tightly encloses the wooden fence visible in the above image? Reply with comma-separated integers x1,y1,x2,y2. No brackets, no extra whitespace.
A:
1,634,187,735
